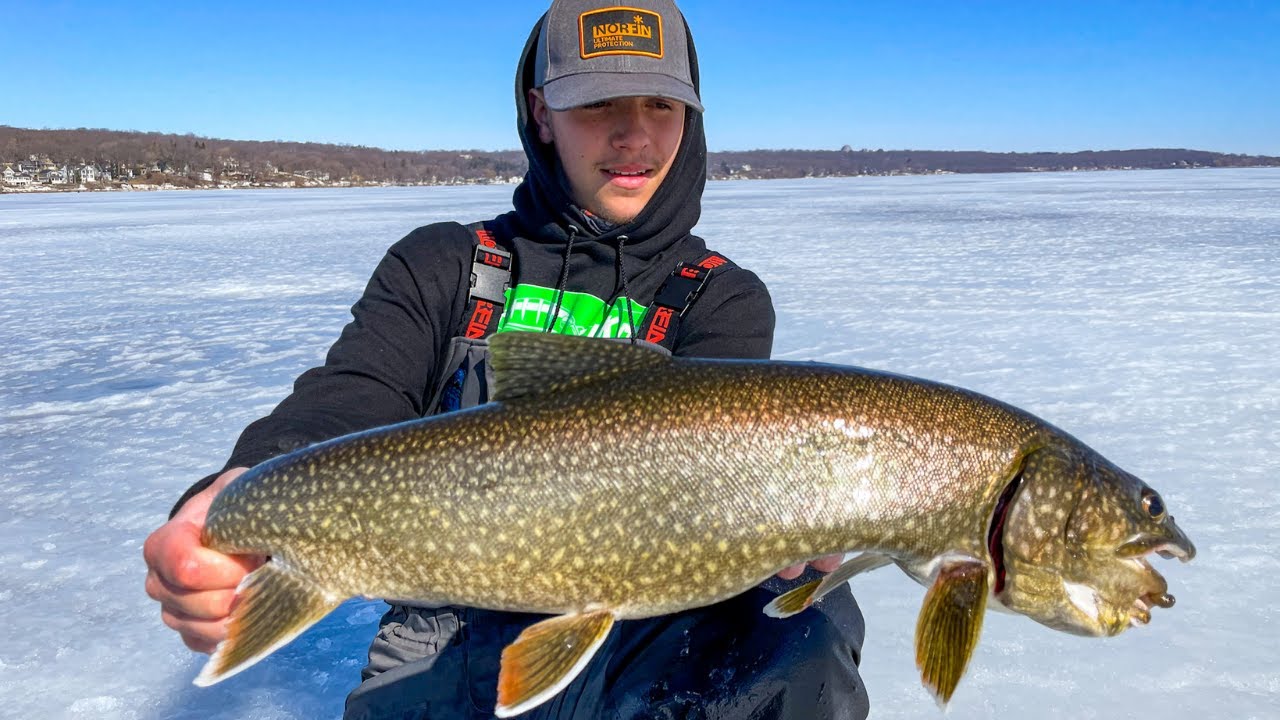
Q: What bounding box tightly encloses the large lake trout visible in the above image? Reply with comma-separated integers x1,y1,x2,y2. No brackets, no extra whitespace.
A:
195,333,1194,715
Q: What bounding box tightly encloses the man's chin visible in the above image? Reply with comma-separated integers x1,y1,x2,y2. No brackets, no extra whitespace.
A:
596,211,637,225
584,206,636,226
589,194,653,226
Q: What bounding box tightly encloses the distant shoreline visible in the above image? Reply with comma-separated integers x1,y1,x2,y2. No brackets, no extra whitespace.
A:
0,178,519,195
4,164,1279,196
5,125,1278,194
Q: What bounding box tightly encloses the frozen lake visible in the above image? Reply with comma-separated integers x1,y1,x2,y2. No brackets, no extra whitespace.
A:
2,169,1277,719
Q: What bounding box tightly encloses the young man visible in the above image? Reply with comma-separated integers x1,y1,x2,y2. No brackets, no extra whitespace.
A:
143,1,871,717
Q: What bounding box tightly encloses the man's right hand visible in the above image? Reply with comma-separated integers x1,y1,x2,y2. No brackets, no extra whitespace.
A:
143,467,265,654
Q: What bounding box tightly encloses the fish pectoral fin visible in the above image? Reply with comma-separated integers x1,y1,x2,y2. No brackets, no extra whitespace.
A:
193,562,342,687
495,609,616,718
914,559,989,707
764,553,893,618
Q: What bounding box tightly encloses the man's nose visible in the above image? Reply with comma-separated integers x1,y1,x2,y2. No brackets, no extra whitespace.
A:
610,107,650,150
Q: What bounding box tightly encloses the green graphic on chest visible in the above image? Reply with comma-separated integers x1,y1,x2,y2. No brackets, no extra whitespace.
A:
496,284,647,339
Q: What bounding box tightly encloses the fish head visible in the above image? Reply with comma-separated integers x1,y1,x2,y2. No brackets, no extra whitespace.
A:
993,444,1195,637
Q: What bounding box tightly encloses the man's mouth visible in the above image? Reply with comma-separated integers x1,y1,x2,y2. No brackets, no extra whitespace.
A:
603,166,652,190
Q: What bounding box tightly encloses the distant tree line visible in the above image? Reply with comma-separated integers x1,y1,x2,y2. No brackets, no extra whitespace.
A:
709,147,1279,178
0,127,526,186
2,126,1276,189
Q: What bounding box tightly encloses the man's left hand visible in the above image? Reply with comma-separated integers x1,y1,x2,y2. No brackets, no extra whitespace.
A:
775,553,843,580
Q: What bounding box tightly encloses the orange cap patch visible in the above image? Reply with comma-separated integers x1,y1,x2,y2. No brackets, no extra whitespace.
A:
579,7,664,59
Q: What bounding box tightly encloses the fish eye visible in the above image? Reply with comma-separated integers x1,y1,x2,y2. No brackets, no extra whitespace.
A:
1141,489,1166,520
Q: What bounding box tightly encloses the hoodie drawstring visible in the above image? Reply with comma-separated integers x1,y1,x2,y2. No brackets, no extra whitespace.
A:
546,224,578,333
616,235,638,344
546,226,637,342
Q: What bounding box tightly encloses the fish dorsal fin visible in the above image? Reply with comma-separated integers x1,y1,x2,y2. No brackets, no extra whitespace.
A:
489,333,671,402
495,609,616,717
915,558,989,707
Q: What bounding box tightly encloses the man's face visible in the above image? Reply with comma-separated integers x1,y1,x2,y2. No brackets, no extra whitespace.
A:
530,90,686,225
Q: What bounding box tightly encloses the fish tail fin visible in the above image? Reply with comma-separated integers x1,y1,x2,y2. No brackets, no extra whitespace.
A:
193,562,342,686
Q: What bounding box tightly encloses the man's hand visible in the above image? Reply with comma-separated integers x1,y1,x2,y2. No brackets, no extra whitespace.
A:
143,467,264,654
776,554,844,581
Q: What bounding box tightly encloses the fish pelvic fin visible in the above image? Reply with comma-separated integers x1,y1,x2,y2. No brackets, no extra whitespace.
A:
193,562,342,687
489,332,670,402
764,553,892,618
495,609,616,718
914,558,989,707
764,578,822,619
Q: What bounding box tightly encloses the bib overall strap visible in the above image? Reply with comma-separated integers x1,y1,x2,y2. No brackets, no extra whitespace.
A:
423,222,511,416
462,222,511,340
638,251,734,350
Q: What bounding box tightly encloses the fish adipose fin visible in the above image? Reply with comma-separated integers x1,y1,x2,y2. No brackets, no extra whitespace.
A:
914,559,989,707
489,332,670,402
764,553,893,618
495,609,616,718
193,562,342,686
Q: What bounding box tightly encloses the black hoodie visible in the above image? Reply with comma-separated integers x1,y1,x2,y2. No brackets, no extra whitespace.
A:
171,13,774,513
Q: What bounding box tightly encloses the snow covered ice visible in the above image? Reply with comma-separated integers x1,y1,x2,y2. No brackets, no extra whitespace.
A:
2,169,1277,719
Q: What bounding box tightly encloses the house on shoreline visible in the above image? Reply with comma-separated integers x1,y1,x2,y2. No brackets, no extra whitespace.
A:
2,162,32,187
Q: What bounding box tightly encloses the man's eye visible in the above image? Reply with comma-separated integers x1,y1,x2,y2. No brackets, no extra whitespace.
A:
583,101,610,110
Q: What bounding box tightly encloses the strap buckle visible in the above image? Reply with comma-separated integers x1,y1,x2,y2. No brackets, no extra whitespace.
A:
652,263,711,316
469,245,512,305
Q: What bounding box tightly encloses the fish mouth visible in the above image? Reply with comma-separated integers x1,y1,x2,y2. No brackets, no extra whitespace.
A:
1115,525,1194,627
1122,543,1186,627
1116,536,1196,562
1127,570,1176,626
1130,588,1177,626
1154,541,1194,562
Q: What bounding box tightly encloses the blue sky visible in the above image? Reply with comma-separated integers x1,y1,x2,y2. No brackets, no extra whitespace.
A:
2,1,1276,154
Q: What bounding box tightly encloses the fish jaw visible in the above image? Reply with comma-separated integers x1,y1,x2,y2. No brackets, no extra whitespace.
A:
1054,551,1177,636
1117,531,1197,563
1111,530,1194,628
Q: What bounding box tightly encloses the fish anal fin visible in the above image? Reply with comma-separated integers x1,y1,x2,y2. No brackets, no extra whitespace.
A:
495,609,616,718
763,553,893,619
489,333,670,402
193,562,342,686
914,558,989,707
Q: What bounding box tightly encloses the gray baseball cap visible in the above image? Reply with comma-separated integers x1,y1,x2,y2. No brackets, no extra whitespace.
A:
533,0,704,113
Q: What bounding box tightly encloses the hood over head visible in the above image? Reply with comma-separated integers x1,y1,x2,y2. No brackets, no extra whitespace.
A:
509,6,708,263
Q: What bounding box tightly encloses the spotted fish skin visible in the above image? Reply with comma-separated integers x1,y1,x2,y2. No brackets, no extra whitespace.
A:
198,332,1194,710
207,342,1030,615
